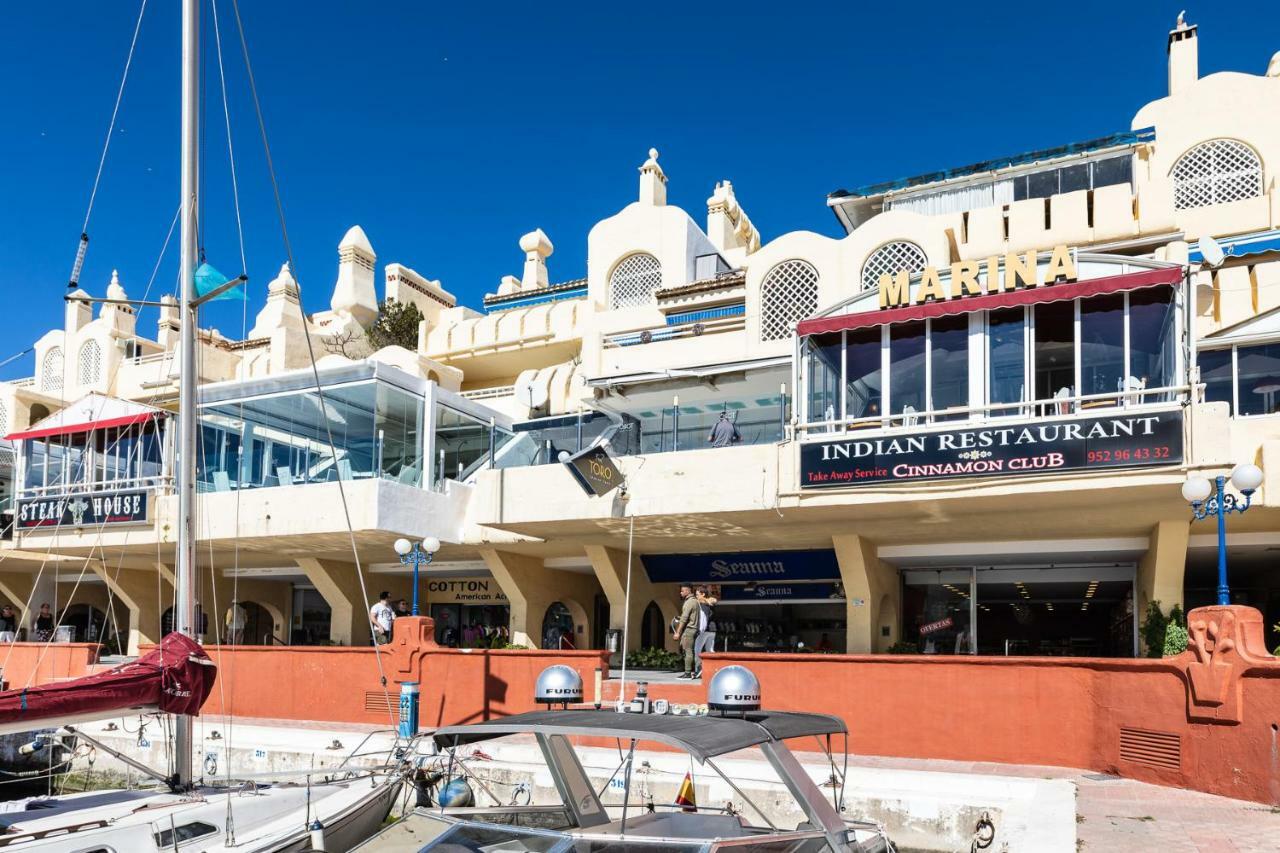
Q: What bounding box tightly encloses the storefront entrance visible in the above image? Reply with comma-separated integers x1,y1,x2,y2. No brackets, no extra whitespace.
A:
903,565,1136,657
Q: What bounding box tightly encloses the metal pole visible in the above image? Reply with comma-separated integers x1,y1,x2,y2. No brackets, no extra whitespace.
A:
1215,475,1229,605
173,0,200,790
411,548,422,616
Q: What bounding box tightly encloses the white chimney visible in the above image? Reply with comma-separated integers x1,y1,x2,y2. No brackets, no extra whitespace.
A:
519,229,554,291
1167,12,1199,96
331,225,378,327
639,148,667,206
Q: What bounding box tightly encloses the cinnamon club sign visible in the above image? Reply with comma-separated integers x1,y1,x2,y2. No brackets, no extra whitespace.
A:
801,411,1183,488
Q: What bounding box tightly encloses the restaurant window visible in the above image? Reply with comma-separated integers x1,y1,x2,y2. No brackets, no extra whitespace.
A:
987,307,1026,415
1129,287,1177,396
1079,293,1125,404
1198,348,1235,412
845,328,882,423
929,315,969,419
806,334,842,427
888,322,926,424
1033,301,1075,411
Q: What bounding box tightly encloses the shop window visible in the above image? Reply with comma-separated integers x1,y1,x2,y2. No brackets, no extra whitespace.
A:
1172,139,1263,210
759,260,819,342
1033,301,1075,410
860,241,927,293
609,253,662,309
987,307,1026,414
1199,348,1234,412
929,315,969,419
844,328,882,422
888,322,926,423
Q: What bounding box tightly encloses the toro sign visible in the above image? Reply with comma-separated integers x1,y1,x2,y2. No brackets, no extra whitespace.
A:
563,443,625,497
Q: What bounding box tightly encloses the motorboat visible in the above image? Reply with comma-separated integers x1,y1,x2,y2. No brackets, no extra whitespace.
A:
355,665,895,852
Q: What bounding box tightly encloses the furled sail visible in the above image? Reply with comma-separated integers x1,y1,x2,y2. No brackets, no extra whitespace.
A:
0,633,216,735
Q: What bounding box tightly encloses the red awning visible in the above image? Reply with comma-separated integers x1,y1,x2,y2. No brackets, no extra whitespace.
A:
796,265,1184,337
5,412,161,442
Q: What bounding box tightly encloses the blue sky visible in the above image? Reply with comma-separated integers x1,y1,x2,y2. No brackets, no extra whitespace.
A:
0,2,1276,379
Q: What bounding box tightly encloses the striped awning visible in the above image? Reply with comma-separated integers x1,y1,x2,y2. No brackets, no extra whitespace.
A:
1189,230,1280,264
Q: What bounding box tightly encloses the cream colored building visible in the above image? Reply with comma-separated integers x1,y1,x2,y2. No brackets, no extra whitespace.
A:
3,16,1279,658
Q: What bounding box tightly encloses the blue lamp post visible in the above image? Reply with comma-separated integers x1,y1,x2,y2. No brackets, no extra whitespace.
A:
1182,464,1263,605
394,536,441,616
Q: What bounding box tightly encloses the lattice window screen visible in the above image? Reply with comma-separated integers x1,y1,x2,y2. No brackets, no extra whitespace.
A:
41,347,63,392
759,260,819,342
609,253,663,308
78,341,102,385
0,402,8,439
1172,139,1263,210
861,241,927,292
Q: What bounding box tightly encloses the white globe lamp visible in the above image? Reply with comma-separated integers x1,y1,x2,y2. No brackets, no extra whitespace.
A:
1231,463,1263,494
1181,475,1212,504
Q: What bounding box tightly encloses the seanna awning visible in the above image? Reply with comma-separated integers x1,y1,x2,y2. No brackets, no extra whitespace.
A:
5,394,167,441
796,265,1184,337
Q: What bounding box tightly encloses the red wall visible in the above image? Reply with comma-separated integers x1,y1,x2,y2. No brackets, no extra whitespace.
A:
0,643,101,690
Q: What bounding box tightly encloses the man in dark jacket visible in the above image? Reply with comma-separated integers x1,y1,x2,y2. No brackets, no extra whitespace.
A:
672,583,700,678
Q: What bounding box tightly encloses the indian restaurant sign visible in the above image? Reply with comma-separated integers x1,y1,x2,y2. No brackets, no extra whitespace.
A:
801,411,1183,488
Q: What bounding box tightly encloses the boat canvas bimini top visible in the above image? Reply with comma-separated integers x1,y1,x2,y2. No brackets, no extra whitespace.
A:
356,666,895,852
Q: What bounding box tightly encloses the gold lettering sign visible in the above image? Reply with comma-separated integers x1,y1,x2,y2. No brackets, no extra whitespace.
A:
877,245,1078,309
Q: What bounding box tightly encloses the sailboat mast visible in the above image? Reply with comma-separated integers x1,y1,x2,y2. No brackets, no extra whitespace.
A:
174,0,200,789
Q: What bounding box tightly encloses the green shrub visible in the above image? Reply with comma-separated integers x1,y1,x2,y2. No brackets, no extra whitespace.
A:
1141,601,1180,658
624,646,682,669
885,641,919,654
1163,622,1189,657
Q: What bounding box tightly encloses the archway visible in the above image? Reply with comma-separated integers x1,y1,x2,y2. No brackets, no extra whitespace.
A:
541,602,575,649
225,601,275,645
639,601,664,649
59,604,108,646
28,404,50,425
161,605,209,638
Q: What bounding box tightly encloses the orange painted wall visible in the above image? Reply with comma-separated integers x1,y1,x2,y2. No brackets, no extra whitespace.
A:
0,643,101,690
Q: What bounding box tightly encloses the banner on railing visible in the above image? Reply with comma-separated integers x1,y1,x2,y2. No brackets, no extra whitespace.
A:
800,411,1183,488
17,490,150,529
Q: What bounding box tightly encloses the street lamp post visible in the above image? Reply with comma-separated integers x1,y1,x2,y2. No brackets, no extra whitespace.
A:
393,537,442,616
1182,464,1263,605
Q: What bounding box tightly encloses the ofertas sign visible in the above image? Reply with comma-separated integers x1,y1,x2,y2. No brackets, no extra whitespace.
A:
919,617,954,636
642,549,841,583
17,490,150,529
801,411,1183,488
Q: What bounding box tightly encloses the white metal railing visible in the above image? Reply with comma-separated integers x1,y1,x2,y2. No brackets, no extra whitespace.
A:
461,385,515,401
602,315,745,349
131,351,174,367
19,475,172,499
797,384,1191,439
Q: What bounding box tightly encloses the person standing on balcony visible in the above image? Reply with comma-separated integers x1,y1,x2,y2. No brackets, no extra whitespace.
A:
673,584,700,679
370,591,395,645
32,603,54,642
0,605,16,640
225,601,247,645
707,411,741,448
692,586,718,678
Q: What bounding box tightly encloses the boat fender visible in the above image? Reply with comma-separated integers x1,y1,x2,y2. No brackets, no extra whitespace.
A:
308,818,326,852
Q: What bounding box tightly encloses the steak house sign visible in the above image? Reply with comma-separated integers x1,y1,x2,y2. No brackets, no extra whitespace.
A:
801,412,1183,488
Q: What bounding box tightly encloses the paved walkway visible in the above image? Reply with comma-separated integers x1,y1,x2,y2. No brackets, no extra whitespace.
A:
848,755,1280,852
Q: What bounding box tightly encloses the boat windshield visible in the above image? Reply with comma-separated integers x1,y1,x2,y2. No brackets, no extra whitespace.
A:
425,819,707,851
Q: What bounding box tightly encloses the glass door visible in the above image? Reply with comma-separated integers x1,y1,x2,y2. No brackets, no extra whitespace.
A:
974,565,1136,657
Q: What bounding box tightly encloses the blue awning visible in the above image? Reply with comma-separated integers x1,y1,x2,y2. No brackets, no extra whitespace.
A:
1189,230,1280,264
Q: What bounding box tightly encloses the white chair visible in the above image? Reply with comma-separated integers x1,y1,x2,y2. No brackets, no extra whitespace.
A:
1120,375,1146,406
212,471,231,492
397,464,421,486
337,459,353,481
1053,386,1073,415
901,405,919,427
275,466,294,487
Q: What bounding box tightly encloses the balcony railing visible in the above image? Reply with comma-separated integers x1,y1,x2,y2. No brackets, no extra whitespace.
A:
796,384,1191,439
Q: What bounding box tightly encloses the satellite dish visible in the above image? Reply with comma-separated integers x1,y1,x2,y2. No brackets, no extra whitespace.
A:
513,377,549,412
1199,235,1226,269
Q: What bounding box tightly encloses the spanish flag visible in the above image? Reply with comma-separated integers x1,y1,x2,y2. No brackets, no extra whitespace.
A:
674,771,697,812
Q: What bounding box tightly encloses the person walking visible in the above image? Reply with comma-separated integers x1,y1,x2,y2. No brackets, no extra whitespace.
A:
370,591,395,645
692,585,718,677
672,583,700,679
707,412,741,448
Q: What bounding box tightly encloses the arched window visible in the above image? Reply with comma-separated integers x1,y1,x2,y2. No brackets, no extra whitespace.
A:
1172,139,1263,210
78,340,102,385
40,347,63,392
861,241,927,292
759,260,820,342
609,253,662,308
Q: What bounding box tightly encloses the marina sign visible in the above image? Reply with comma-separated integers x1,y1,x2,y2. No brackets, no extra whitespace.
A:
16,490,150,529
801,411,1183,488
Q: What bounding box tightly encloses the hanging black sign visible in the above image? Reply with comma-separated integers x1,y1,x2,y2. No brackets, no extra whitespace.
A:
563,444,624,497
800,411,1183,488
17,490,150,529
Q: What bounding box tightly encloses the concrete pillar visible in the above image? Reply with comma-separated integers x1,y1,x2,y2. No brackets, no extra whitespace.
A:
91,562,174,654
481,550,603,649
833,534,900,654
1136,519,1190,634
296,557,370,647
0,572,35,614
585,545,679,652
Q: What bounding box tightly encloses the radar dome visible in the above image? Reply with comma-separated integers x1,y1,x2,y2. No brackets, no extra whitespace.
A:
707,665,761,713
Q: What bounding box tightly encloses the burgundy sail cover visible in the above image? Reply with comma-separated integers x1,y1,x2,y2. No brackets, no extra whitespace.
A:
0,633,216,727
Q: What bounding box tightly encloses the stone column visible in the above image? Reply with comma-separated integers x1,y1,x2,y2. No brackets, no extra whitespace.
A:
585,545,679,653
90,562,175,654
295,557,371,647
832,534,900,654
480,550,603,649
1136,519,1191,639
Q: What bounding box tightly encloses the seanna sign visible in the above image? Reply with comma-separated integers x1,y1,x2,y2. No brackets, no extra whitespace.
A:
801,411,1183,488
17,490,150,529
